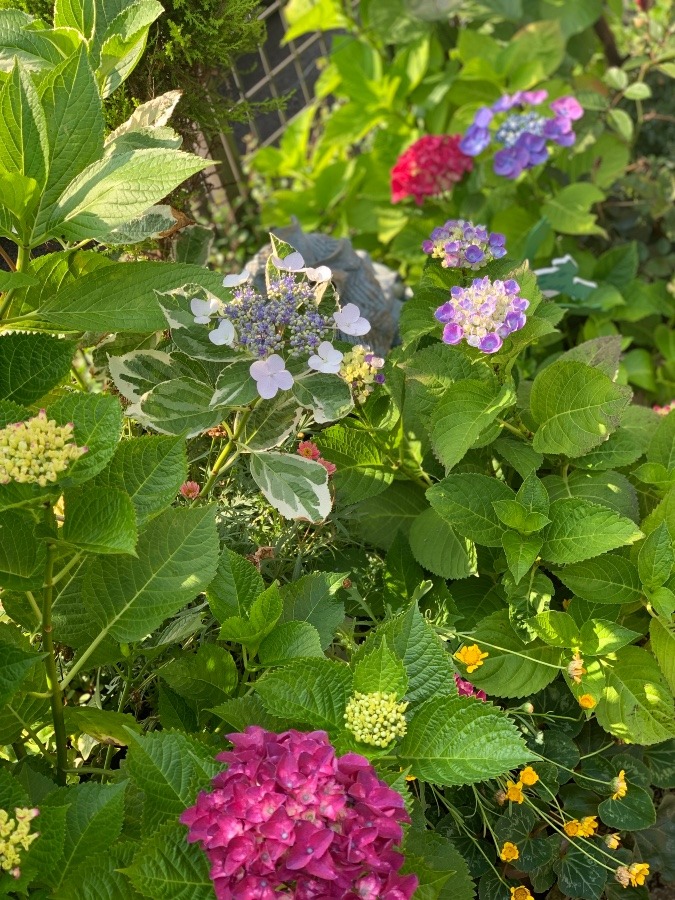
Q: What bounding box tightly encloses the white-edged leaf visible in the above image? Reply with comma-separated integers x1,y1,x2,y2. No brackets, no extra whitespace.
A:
249,451,332,523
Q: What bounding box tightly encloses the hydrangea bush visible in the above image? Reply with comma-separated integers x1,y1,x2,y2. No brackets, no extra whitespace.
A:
0,1,673,900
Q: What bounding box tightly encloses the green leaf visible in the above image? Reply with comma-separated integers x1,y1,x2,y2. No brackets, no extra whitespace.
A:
398,695,530,785
292,373,354,424
0,632,44,706
314,424,393,505
573,428,644,471
284,0,350,41
467,610,562,698
650,618,675,695
409,507,477,579
45,147,207,241
218,583,282,650
639,522,674,590
0,509,46,590
541,499,642,564
210,694,288,734
158,682,198,733
206,548,264,623
255,657,353,735
95,435,187,527
599,785,656,831
210,361,258,408
279,572,346,650
62,486,137,554
542,183,605,235
553,842,607,900
494,435,544,478
48,392,123,486
502,531,543,583
401,829,475,900
552,553,642,604
578,619,641,655
648,411,675,470
162,644,238,711
257,621,324,665
430,380,515,470
138,377,222,438
530,360,631,457
108,349,191,404
172,223,213,266
81,505,218,642
54,0,97,38
63,706,140,745
353,638,408,697
123,730,218,830
0,333,75,405
122,821,212,899
97,1,164,99
428,474,516,547
0,58,48,191
61,843,141,900
528,611,580,648
544,470,639,522
249,451,332,523
597,646,675,745
38,261,231,333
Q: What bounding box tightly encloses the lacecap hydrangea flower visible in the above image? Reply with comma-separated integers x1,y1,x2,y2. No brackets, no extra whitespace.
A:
340,346,385,403
460,91,584,179
180,727,418,900
435,277,529,353
391,134,473,205
0,807,39,879
344,692,409,748
0,411,88,487
422,220,507,269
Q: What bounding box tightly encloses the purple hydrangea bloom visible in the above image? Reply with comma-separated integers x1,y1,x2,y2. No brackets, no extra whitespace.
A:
434,276,529,353
421,219,507,269
460,90,583,178
180,727,418,900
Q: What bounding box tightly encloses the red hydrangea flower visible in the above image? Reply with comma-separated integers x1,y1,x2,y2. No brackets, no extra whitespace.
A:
391,135,473,205
180,727,417,899
454,673,487,701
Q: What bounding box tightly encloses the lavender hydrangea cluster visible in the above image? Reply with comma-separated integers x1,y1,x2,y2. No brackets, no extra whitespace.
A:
422,220,507,269
180,727,417,900
435,276,529,353
460,91,584,179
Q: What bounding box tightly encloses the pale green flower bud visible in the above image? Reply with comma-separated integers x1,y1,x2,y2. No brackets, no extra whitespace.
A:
344,691,408,748
0,411,87,488
0,807,39,878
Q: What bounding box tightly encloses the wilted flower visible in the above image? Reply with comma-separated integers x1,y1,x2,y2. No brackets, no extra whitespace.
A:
567,652,586,685
454,674,487,701
435,277,529,353
0,411,88,488
578,694,596,710
308,341,344,374
611,770,628,801
519,767,539,786
454,644,489,674
250,355,294,400
0,807,39,878
499,841,519,862
344,692,409,748
422,220,507,269
179,481,200,499
333,303,371,337
180,727,418,900
460,91,583,179
339,346,385,403
391,134,473,205
505,780,525,804
615,866,631,888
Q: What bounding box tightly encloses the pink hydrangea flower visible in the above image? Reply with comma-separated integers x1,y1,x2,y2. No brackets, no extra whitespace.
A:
391,135,473,205
179,481,201,499
180,727,417,899
454,673,487,701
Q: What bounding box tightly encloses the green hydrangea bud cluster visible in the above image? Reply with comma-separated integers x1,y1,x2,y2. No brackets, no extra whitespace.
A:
0,807,39,879
344,691,408,747
339,346,385,403
0,410,87,487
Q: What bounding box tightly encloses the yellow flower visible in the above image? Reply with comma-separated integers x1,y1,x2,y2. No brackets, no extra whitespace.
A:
628,863,649,887
454,644,489,674
519,766,539,786
563,819,582,837
510,888,533,900
579,816,598,837
615,866,631,888
611,770,628,801
567,652,586,685
505,780,525,804
344,691,408,748
578,694,596,710
499,841,519,862
605,834,621,850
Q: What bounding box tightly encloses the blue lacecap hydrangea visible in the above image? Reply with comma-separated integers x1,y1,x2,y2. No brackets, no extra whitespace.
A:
435,277,529,353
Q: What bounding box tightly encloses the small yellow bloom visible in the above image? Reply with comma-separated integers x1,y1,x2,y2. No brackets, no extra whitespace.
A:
510,888,533,900
454,644,488,674
499,841,519,862
578,694,596,710
628,863,649,887
605,834,621,850
563,819,582,837
505,780,525,804
615,866,631,888
579,816,598,837
567,652,586,685
611,770,628,801
519,766,539,786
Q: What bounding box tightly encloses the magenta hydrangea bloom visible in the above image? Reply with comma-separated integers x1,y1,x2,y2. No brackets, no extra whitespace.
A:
422,219,506,270
435,276,529,353
180,727,418,900
454,673,487,701
460,91,583,179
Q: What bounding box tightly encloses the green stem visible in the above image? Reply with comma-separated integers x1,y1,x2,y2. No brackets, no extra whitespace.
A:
497,418,528,440
59,630,109,692
103,660,133,770
42,541,69,785
197,404,255,499
0,244,29,320
25,591,42,625
454,632,564,670
64,767,117,777
51,552,83,587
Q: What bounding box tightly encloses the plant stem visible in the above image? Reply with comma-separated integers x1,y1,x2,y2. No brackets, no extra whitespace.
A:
25,591,42,625
51,552,83,587
197,405,255,499
42,541,69,785
453,632,564,669
0,244,29,320
59,630,109,692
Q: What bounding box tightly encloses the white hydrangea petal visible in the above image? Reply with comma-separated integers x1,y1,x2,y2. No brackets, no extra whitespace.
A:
265,354,286,374
274,370,294,391
250,359,270,380
208,319,235,346
305,265,332,283
223,269,251,287
271,251,305,271
256,376,278,400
